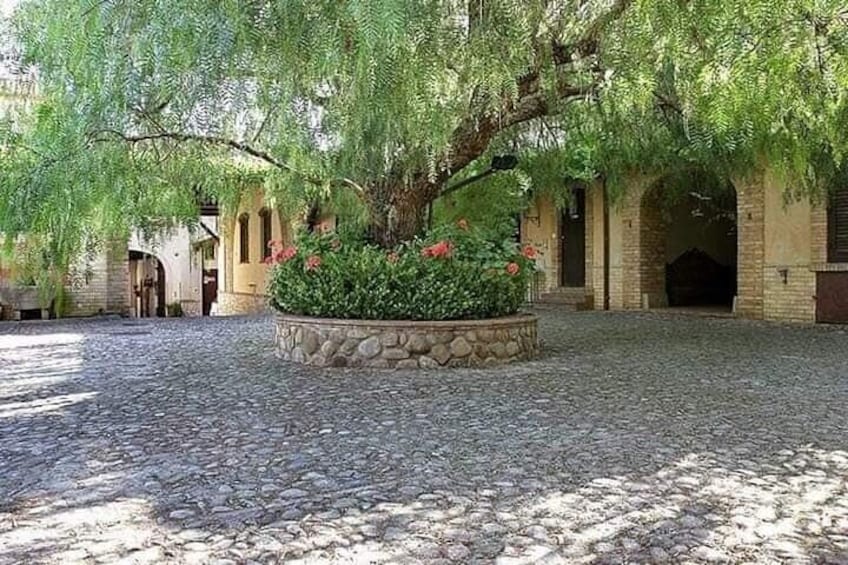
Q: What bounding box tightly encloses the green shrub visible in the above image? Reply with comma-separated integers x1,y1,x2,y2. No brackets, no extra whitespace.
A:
166,302,184,317
267,221,538,321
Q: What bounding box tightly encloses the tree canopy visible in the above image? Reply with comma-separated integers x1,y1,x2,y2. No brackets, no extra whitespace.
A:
2,0,848,261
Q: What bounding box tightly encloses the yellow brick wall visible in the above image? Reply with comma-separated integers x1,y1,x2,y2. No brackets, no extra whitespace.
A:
590,185,607,310
761,171,816,323
732,174,766,319
763,268,816,323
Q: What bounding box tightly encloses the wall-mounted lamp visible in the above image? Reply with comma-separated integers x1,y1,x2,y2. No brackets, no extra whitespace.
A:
778,268,789,285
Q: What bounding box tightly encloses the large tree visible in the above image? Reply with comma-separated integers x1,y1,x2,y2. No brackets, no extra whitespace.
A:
3,0,848,253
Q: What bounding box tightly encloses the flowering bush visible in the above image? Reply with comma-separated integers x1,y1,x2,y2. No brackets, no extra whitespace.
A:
267,220,537,320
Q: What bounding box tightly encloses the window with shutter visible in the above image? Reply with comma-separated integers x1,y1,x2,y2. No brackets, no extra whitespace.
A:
259,208,272,261
828,186,848,263
238,214,250,264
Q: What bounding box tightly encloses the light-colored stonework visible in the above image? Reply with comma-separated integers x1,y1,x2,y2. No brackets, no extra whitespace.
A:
217,291,272,316
275,313,539,368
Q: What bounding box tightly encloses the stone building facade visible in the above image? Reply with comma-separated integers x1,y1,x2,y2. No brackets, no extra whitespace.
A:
522,167,848,324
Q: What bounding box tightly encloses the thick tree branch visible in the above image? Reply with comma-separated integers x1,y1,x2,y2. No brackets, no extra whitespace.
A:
421,0,632,195
93,129,365,196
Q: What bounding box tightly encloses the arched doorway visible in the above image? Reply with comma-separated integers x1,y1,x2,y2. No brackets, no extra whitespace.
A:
640,170,737,311
128,250,166,317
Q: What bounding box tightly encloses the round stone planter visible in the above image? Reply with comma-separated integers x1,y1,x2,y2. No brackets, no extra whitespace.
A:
275,313,539,369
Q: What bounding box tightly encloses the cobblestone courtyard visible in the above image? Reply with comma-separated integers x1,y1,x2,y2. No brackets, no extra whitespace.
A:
1,310,847,564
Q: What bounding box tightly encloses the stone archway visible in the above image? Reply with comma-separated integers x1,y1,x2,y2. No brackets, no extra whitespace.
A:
636,171,739,311
128,250,167,317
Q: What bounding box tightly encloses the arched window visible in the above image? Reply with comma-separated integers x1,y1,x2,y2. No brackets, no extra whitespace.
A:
828,185,848,263
238,213,250,264
259,208,273,261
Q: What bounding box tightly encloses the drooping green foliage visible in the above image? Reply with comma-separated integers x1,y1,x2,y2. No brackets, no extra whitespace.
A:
3,0,848,268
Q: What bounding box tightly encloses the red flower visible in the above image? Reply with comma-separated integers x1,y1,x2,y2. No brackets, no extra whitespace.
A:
305,255,322,271
521,245,537,259
457,218,469,231
387,252,400,263
421,240,453,259
506,262,520,276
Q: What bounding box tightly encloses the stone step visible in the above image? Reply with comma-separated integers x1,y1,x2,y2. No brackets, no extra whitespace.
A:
537,288,593,309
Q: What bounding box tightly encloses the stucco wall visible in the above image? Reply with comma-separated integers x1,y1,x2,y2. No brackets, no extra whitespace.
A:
762,171,816,323
220,188,336,314
521,188,595,297
128,225,206,317
520,194,559,292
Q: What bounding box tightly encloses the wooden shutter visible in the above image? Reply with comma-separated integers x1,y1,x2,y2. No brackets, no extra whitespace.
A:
828,186,848,263
259,209,272,261
238,214,250,263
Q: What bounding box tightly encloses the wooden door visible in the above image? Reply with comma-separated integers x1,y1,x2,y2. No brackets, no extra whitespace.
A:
560,189,586,287
202,269,218,316
155,261,166,317
817,272,848,323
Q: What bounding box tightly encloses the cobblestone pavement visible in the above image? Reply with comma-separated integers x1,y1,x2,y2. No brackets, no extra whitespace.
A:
1,310,848,564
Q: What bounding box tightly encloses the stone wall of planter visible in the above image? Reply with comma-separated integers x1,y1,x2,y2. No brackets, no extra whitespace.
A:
275,313,539,368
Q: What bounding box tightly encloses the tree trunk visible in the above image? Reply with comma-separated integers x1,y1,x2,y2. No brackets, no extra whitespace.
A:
366,181,438,248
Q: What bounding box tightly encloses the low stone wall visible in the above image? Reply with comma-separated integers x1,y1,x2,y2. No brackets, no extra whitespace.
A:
217,291,272,316
275,313,539,368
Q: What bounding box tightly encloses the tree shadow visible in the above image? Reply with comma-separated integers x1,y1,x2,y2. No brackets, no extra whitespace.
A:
1,311,847,563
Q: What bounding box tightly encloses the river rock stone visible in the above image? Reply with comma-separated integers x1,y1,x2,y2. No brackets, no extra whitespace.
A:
357,337,382,359
450,337,472,358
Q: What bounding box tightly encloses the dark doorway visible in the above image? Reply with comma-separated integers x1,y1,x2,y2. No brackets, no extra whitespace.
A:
663,187,737,309
817,272,848,323
155,262,166,317
202,268,218,316
560,188,586,287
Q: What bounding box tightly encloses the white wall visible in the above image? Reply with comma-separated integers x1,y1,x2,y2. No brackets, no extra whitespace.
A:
128,222,213,316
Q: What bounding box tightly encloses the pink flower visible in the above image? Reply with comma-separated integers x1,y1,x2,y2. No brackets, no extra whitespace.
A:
506,262,520,276
456,218,469,231
305,255,322,271
521,245,537,259
316,221,331,234
272,245,298,264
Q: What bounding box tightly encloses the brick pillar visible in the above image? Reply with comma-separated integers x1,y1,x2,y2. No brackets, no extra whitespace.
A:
734,176,765,319
105,240,130,316
811,203,828,265
620,188,642,309
220,214,236,294
620,177,666,309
